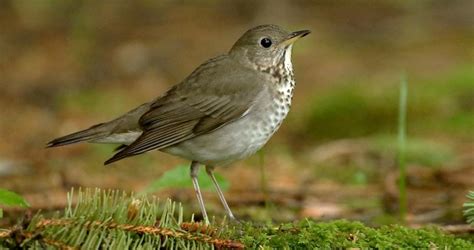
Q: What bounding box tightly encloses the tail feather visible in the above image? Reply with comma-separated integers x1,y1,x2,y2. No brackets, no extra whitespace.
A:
46,123,110,148
48,102,152,165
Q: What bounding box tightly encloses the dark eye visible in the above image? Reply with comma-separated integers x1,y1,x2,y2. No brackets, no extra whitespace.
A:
260,38,272,48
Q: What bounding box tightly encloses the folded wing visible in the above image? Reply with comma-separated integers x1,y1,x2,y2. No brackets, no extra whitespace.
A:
104,56,265,164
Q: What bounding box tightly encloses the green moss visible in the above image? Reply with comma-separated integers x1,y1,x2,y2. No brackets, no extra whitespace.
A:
231,219,473,249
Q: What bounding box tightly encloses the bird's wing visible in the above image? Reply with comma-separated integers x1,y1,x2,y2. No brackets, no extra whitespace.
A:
104,56,267,164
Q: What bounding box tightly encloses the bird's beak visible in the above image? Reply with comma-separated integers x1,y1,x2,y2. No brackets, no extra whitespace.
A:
279,30,311,47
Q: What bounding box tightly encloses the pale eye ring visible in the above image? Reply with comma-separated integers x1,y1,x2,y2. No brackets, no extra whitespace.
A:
260,38,272,48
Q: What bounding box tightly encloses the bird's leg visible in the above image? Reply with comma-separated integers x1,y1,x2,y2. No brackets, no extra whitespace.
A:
205,165,236,220
190,161,209,224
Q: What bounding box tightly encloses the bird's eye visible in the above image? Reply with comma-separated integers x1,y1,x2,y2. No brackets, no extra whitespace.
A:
260,38,272,48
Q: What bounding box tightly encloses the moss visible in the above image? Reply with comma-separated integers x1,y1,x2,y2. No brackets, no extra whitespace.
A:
231,219,473,249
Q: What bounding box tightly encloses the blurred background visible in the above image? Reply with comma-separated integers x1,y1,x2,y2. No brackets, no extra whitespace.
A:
0,0,472,226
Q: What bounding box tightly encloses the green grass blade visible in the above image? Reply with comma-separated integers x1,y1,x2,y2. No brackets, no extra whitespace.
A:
398,75,408,221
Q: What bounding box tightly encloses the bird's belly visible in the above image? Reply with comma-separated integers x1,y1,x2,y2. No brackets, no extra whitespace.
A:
162,109,287,166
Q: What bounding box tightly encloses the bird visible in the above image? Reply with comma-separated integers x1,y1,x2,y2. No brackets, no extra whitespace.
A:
47,24,310,224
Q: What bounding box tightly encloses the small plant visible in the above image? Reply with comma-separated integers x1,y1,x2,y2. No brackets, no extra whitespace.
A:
0,188,29,218
0,188,241,249
464,191,474,225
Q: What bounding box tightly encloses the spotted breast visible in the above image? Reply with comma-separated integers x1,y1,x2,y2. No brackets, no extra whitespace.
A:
162,45,296,166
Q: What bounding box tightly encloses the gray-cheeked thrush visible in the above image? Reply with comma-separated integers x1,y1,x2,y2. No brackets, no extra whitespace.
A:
48,24,310,223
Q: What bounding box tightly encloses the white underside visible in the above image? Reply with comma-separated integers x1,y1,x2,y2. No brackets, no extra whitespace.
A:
162,112,275,166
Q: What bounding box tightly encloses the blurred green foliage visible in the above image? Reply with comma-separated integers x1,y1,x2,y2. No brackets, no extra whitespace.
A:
144,165,229,193
373,136,454,168
302,65,474,140
0,189,29,218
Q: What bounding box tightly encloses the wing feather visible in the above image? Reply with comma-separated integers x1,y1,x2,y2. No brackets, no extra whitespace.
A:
104,55,267,165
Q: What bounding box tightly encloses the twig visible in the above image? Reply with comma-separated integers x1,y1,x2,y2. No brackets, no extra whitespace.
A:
0,228,75,249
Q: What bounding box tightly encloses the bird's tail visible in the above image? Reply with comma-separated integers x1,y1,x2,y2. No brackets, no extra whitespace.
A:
46,123,112,148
